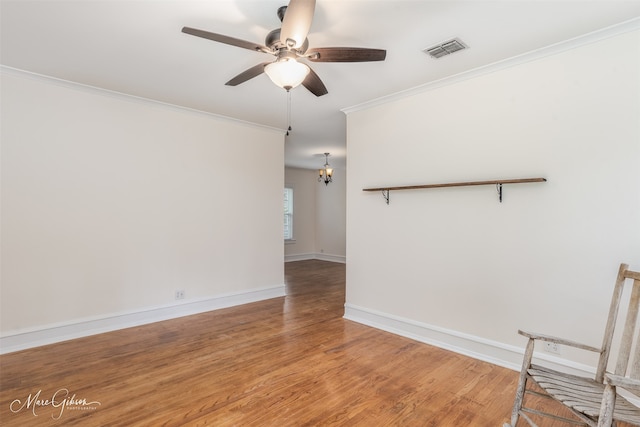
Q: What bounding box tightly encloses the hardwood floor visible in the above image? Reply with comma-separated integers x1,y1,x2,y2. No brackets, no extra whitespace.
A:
0,260,580,426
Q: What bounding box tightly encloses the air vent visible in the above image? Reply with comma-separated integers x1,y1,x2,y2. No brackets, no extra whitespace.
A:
424,38,468,59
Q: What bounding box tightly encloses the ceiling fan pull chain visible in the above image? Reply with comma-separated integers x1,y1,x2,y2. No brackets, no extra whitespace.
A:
286,89,292,136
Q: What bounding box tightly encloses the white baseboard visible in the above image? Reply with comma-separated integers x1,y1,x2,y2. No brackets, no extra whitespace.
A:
284,252,316,262
343,303,597,376
285,252,346,264
316,253,346,264
0,285,285,354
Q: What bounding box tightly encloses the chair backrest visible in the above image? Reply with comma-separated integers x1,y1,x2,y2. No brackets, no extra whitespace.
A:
596,264,640,383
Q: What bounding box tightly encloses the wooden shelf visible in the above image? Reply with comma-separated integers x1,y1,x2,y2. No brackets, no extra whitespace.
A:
363,177,546,204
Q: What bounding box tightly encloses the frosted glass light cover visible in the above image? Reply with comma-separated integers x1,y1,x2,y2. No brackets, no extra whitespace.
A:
265,59,310,90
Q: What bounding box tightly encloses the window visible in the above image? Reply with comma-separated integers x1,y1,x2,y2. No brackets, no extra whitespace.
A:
284,187,293,240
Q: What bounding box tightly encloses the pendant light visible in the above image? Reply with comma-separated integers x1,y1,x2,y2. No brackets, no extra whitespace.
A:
318,153,333,186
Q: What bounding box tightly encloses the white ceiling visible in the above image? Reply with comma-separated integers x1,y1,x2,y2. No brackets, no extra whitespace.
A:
2,1,640,170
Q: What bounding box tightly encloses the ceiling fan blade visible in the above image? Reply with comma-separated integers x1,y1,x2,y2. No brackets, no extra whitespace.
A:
280,0,316,49
307,47,387,62
302,67,328,97
182,27,270,53
225,62,271,86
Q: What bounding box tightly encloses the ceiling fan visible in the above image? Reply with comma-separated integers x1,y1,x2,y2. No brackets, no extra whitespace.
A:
182,0,386,97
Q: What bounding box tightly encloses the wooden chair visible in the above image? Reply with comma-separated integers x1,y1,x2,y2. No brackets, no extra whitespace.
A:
504,263,640,427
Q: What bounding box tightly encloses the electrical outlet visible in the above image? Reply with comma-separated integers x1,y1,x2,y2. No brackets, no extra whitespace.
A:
544,342,561,355
175,290,185,300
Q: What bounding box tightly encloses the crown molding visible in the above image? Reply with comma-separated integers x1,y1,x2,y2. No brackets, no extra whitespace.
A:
0,65,283,134
343,17,640,115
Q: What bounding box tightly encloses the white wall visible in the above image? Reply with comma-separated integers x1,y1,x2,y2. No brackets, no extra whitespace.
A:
285,166,346,263
1,69,285,351
285,167,317,257
345,28,640,371
316,169,346,259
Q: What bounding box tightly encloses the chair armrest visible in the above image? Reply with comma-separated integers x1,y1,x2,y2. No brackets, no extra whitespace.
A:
518,330,601,353
604,373,640,393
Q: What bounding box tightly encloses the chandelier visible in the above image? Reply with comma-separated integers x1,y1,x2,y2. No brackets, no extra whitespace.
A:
318,153,333,186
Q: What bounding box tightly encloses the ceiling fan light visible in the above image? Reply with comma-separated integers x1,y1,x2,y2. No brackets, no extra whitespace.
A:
264,59,310,90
